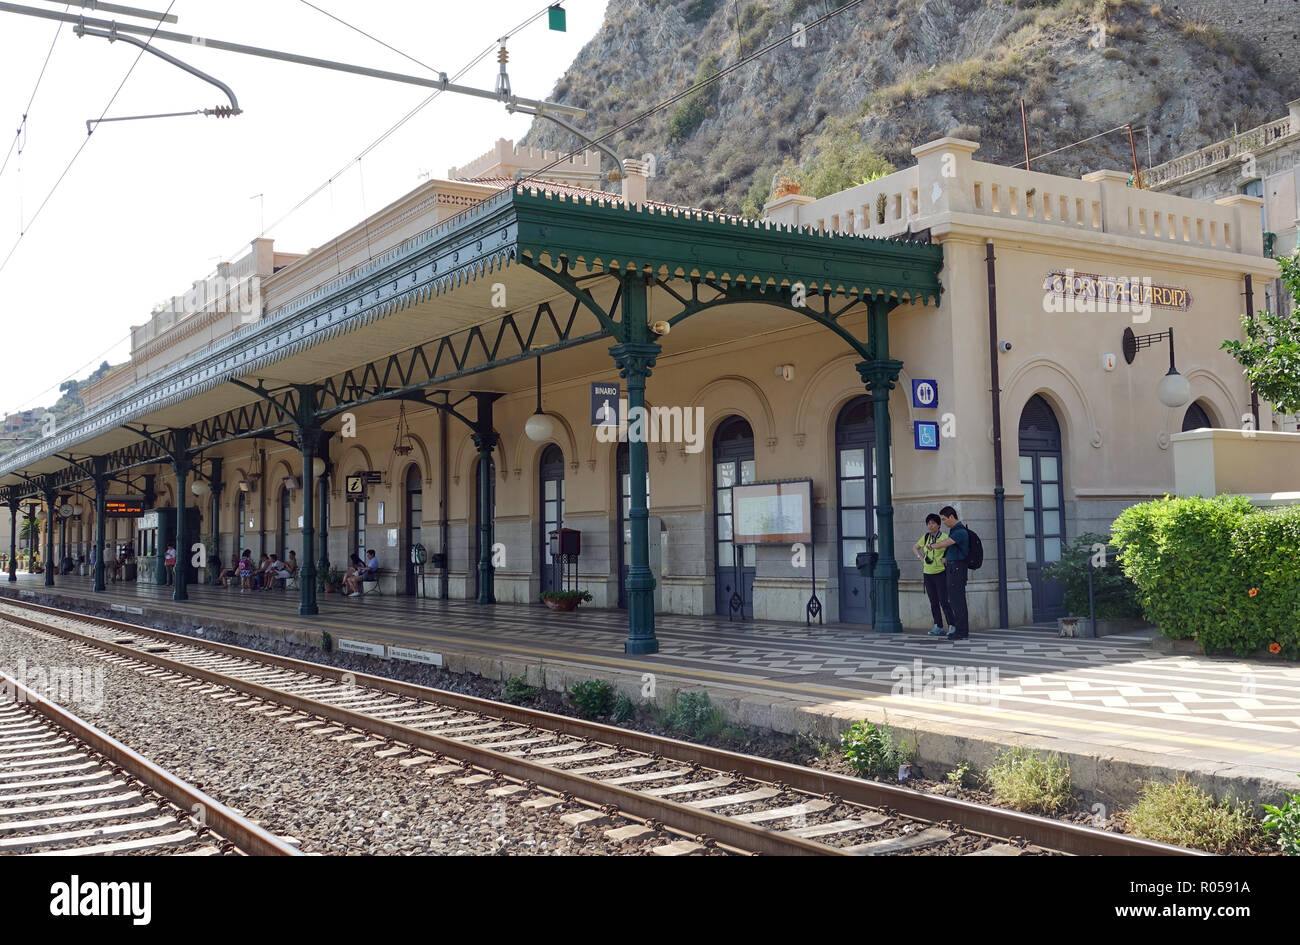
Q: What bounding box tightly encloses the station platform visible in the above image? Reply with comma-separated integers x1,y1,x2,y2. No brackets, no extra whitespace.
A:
2,572,1297,808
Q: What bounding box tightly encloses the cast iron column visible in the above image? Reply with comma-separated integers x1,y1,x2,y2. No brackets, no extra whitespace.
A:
171,429,191,602
42,480,56,587
295,386,321,616
93,457,107,592
472,430,498,605
7,498,17,582
857,299,904,633
611,273,660,655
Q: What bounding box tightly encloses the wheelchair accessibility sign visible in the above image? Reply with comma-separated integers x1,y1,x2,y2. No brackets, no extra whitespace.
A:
914,421,939,451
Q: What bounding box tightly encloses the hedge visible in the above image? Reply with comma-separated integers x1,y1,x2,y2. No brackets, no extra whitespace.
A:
1111,496,1300,658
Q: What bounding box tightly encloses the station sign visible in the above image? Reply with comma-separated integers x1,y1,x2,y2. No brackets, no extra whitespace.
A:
362,470,384,484
591,382,620,427
911,379,938,409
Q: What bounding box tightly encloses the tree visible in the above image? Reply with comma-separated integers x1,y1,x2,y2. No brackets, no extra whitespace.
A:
1222,250,1300,415
796,119,894,199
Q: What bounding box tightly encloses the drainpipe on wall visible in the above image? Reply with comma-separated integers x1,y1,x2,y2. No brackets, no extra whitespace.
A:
986,242,1010,629
1245,273,1260,430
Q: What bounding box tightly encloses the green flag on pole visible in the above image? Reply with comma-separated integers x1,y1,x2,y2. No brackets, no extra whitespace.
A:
548,4,566,31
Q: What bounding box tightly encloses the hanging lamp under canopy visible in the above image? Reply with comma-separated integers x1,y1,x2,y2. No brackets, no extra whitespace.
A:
524,355,556,442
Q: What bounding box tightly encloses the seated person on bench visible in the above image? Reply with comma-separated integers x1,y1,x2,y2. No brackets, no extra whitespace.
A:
363,549,379,584
264,554,292,590
343,554,364,597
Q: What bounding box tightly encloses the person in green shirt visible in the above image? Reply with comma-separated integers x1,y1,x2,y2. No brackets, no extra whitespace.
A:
914,513,954,635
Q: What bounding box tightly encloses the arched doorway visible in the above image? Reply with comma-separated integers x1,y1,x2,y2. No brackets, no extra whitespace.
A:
472,454,496,600
713,416,756,617
1019,395,1065,621
836,396,876,624
615,442,650,609
539,445,565,594
237,492,247,557
404,464,422,596
1182,401,1213,431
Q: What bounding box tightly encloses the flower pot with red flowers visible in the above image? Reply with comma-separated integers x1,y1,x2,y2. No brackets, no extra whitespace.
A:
541,589,592,612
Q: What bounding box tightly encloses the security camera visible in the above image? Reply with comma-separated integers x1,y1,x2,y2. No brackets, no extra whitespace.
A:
998,340,1013,353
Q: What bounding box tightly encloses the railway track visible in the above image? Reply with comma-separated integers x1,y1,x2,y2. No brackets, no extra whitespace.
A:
0,664,300,857
0,598,1201,856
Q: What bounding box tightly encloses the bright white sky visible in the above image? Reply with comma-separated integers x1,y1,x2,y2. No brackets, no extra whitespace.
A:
0,0,608,418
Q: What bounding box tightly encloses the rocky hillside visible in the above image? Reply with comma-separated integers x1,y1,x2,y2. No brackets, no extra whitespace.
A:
523,0,1298,215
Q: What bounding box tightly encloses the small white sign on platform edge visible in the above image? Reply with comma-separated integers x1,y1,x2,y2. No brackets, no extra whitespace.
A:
388,645,443,667
338,638,387,658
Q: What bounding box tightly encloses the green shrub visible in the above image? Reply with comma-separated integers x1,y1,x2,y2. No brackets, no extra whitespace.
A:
662,690,726,740
669,55,720,143
1111,495,1300,656
1125,777,1259,853
568,679,615,719
1262,782,1300,856
1044,532,1142,620
321,631,332,652
985,747,1072,813
946,761,977,788
611,693,636,724
840,720,915,777
503,675,539,705
1224,505,1300,658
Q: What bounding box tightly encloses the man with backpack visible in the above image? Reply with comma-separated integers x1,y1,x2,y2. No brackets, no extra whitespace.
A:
932,505,974,640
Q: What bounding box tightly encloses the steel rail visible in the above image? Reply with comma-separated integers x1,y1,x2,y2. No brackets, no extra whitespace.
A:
0,596,1204,856
0,666,301,856
1,606,839,855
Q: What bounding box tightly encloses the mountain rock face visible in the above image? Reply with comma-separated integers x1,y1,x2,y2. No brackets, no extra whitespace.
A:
523,0,1298,214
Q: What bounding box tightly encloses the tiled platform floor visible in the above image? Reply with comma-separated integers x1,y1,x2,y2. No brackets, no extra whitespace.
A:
4,573,1298,798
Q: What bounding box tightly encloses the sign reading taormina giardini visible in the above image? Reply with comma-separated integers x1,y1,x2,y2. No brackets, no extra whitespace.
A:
1043,268,1193,318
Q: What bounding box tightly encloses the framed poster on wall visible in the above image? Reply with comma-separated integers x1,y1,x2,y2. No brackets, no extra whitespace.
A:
732,479,813,544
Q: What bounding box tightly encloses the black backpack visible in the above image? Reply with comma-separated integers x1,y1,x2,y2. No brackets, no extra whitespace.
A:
965,527,984,570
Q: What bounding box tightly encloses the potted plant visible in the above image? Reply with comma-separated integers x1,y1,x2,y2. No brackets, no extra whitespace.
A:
540,589,592,612
320,567,344,594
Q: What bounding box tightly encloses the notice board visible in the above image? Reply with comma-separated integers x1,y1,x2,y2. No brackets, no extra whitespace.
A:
732,480,812,544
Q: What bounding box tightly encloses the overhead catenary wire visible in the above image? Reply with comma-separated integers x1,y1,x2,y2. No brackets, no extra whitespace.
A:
3,2,556,420
297,0,443,76
223,1,555,262
0,4,67,183
0,0,180,279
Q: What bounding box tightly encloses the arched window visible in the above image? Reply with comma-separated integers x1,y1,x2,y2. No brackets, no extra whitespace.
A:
279,484,291,558
1181,401,1213,432
352,477,367,566
1019,395,1065,620
539,445,565,593
836,396,875,624
713,416,755,617
616,442,651,609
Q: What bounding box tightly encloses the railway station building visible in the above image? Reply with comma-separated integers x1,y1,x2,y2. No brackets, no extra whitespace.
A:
0,135,1281,652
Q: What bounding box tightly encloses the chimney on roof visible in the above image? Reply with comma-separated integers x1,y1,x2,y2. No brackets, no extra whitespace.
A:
621,159,648,206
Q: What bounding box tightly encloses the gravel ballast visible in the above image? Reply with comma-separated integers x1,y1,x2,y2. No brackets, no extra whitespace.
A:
0,620,682,856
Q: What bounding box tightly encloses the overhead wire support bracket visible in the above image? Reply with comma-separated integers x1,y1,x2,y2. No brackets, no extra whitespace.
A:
75,22,241,132
0,1,584,117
